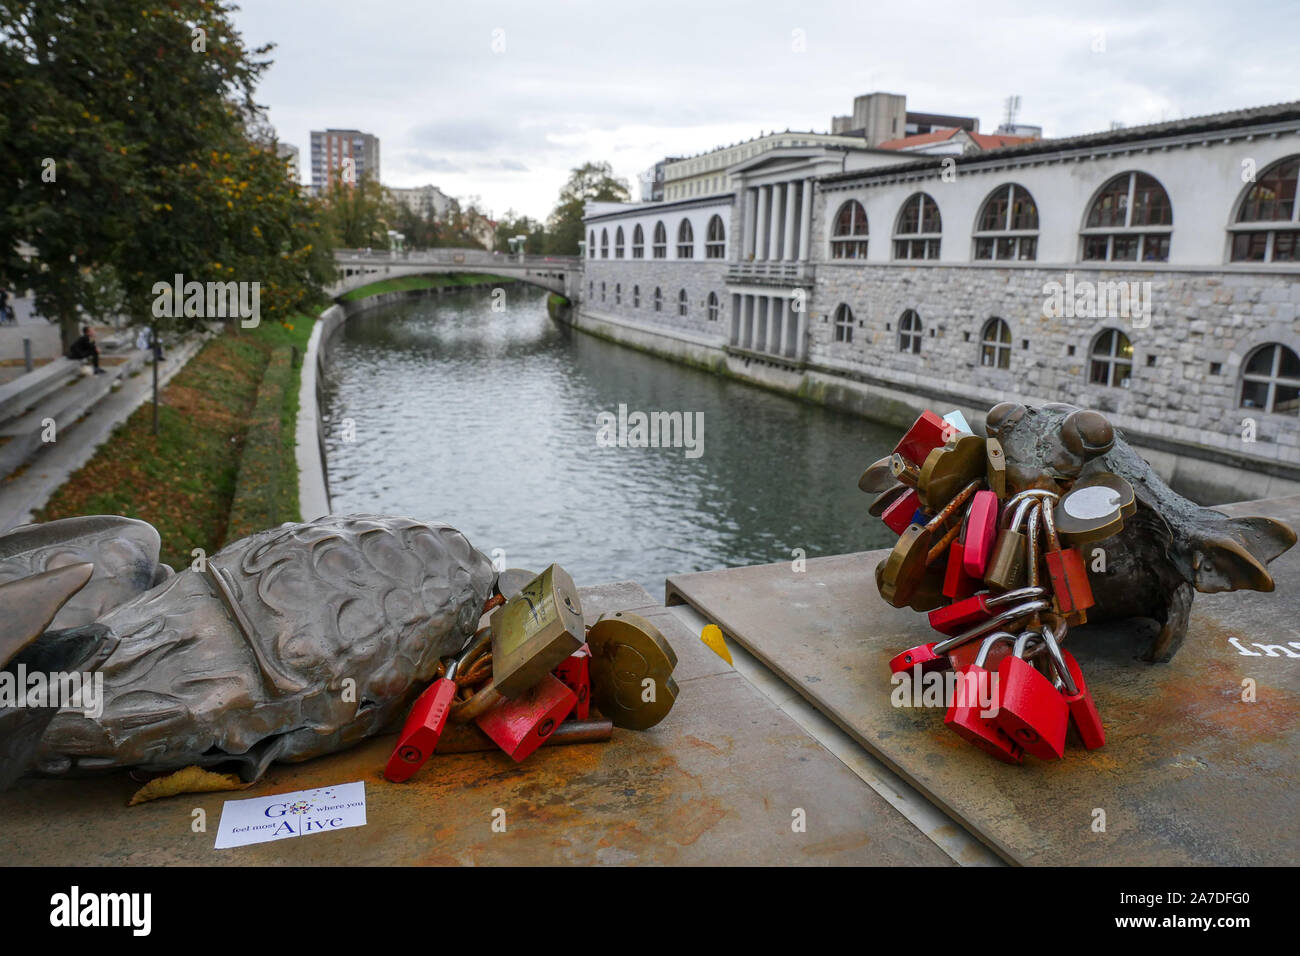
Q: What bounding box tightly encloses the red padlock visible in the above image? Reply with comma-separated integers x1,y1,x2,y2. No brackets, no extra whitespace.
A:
962,490,1000,579
943,540,977,600
384,648,470,783
894,410,948,469
881,488,922,535
475,673,578,763
928,586,1046,636
888,642,948,675
1041,500,1095,619
1050,633,1105,749
944,632,1022,763
995,632,1068,760
555,644,592,720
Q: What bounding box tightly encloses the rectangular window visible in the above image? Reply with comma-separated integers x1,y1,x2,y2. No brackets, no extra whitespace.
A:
1232,232,1268,261
1273,232,1298,261
974,237,994,260
1082,236,1109,260
1111,236,1139,261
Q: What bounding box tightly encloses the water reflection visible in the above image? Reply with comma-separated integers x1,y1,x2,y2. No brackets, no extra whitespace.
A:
322,286,900,593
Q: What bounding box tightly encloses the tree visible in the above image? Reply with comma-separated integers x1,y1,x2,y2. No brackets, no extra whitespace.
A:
320,170,394,249
0,0,335,346
494,210,546,254
545,162,630,255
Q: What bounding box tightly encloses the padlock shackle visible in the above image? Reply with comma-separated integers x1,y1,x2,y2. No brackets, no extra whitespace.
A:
1012,630,1039,659
1006,497,1036,533
1040,623,1077,696
925,478,983,533
1041,498,1063,552
1026,504,1042,589
986,585,1045,609
973,631,1019,668
933,598,1050,654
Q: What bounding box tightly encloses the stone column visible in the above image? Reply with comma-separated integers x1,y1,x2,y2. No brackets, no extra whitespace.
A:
768,297,784,353
754,187,769,261
799,179,813,262
783,182,798,262
768,184,783,262
795,307,808,360
744,189,757,259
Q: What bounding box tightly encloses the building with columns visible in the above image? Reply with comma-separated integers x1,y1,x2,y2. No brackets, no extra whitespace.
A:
577,101,1300,502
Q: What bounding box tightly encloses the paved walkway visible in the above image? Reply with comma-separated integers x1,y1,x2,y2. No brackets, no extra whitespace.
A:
0,335,206,532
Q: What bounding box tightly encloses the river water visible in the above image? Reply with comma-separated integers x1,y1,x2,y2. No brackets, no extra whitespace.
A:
321,286,901,594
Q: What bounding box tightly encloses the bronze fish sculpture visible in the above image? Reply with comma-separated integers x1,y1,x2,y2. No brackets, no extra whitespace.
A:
0,514,494,788
984,401,1296,661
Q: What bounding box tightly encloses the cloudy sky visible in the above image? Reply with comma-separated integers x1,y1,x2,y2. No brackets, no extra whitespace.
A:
233,0,1300,223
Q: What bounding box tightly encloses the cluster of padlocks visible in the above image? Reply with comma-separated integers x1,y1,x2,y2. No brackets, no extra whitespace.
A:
385,565,679,781
862,410,1135,764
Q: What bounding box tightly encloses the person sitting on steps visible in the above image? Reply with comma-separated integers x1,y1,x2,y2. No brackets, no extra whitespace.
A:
68,325,105,374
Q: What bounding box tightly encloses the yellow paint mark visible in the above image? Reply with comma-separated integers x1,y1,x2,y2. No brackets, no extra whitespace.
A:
700,624,733,665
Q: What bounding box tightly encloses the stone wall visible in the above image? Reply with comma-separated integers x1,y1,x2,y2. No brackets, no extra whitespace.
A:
582,259,730,343
809,261,1300,470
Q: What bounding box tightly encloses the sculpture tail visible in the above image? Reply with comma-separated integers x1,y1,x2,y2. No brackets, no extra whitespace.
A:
0,564,111,789
1192,515,1297,593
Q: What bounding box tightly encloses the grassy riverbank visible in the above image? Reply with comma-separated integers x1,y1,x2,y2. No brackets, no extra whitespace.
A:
339,272,512,301
38,318,314,569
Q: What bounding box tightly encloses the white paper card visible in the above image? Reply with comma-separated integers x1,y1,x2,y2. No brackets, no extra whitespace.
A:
214,781,367,849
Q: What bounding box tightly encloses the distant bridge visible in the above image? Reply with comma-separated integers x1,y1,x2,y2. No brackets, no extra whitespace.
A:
332,248,581,299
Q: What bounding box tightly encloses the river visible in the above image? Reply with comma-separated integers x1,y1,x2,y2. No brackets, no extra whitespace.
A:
321,285,902,594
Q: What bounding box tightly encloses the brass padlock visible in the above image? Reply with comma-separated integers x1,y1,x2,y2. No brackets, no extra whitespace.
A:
983,498,1036,590
917,434,987,512
586,611,679,730
490,564,585,700
986,438,1007,499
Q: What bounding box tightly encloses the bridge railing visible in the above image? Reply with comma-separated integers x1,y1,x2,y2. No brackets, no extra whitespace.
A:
334,248,580,269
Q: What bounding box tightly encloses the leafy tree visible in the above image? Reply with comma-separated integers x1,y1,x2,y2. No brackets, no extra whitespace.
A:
545,161,630,255
320,169,394,249
0,0,335,347
494,210,546,254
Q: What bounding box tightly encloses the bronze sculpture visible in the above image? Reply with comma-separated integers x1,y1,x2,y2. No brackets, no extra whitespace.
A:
983,402,1296,661
1,514,494,788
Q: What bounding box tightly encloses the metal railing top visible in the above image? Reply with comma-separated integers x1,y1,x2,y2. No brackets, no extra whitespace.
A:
334,248,581,267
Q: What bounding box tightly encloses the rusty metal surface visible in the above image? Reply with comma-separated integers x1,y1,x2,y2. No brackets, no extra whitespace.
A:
0,581,950,866
666,495,1300,866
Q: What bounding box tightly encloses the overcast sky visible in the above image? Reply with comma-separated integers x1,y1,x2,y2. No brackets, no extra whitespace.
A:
232,0,1300,223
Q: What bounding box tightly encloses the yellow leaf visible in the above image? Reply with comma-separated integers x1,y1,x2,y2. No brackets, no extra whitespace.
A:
128,765,249,806
700,624,733,665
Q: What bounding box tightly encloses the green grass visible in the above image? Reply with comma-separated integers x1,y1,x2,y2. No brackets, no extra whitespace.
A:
39,314,317,567
339,272,512,301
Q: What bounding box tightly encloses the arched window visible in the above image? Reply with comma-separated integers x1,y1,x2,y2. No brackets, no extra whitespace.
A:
1081,172,1172,262
974,184,1038,260
588,231,596,258
1240,343,1300,415
633,284,641,308
894,193,941,260
615,283,622,305
833,304,854,343
615,226,625,259
1088,328,1133,387
600,228,609,259
652,221,667,258
632,224,645,259
653,287,663,312
980,318,1012,369
898,310,923,354
831,200,869,259
677,220,695,258
707,291,720,321
677,288,689,316
1231,156,1299,262
706,215,726,258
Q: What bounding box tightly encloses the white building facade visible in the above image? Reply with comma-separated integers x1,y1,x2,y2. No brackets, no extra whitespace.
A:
578,103,1300,501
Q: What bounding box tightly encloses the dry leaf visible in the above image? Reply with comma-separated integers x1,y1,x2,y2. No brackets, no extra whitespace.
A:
128,765,250,806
